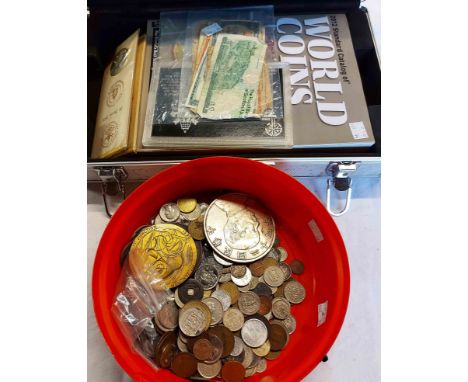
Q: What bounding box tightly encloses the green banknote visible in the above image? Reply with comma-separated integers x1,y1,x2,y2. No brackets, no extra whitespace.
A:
196,33,267,119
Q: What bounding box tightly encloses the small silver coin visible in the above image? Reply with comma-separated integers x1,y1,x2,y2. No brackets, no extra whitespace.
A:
211,289,232,311
179,306,206,337
199,202,209,215
284,280,306,304
281,314,297,334
231,267,252,287
271,297,291,320
278,247,288,261
245,367,257,377
219,272,232,283
177,336,189,352
152,214,164,225
279,262,292,281
256,358,267,373
195,264,219,290
238,291,261,316
174,288,185,308
241,341,255,369
248,276,259,290
159,203,180,222
267,247,281,261
263,265,285,287
202,297,223,326
213,252,233,266
230,336,244,357
241,319,268,348
223,308,245,332
197,360,222,379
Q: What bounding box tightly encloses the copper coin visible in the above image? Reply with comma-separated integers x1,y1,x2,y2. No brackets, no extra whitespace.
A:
249,261,265,277
220,281,240,304
178,279,204,303
231,265,247,278
290,259,305,275
269,323,289,351
222,361,246,382
186,332,209,353
209,326,235,357
171,352,198,378
205,333,224,364
193,338,214,361
154,331,177,368
274,284,286,298
258,295,272,315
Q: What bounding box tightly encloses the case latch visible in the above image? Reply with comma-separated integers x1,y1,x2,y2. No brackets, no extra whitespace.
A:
94,166,128,218
326,162,359,217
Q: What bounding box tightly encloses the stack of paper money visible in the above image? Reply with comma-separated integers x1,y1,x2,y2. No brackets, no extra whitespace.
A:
185,21,271,120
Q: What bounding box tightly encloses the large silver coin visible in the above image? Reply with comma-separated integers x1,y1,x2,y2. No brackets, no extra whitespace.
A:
204,193,275,263
241,319,268,348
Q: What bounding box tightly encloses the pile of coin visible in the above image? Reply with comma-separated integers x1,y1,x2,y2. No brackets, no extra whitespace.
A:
123,193,306,381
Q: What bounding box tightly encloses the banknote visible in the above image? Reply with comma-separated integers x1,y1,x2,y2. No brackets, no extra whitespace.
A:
196,33,267,119
186,21,270,118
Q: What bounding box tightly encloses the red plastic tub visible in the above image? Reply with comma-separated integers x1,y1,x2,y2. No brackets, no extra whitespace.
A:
92,156,350,382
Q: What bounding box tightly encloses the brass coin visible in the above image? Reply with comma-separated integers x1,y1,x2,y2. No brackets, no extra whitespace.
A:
252,339,271,357
262,257,278,269
188,218,206,240
220,282,240,305
290,259,305,275
177,198,197,213
171,352,198,378
249,260,265,277
222,361,246,382
129,224,197,290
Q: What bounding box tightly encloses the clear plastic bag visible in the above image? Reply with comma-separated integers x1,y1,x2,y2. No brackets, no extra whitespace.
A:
142,6,292,150
112,259,170,361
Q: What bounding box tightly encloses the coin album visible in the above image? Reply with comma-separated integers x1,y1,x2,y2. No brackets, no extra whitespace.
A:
87,0,381,159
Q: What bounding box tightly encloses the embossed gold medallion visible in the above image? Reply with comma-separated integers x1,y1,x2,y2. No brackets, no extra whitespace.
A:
129,224,197,290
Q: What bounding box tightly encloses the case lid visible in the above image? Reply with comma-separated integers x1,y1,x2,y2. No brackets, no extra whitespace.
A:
87,0,360,13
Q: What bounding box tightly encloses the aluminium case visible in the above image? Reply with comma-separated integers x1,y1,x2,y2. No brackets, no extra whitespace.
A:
87,0,380,182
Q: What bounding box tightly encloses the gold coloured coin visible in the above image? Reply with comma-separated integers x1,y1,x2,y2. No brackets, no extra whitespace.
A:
177,198,197,213
129,224,197,290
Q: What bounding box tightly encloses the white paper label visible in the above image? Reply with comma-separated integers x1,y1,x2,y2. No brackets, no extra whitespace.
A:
349,121,368,140
308,219,324,242
201,23,223,36
318,301,328,327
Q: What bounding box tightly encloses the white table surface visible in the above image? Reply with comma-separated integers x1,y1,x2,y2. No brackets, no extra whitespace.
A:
87,174,381,382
